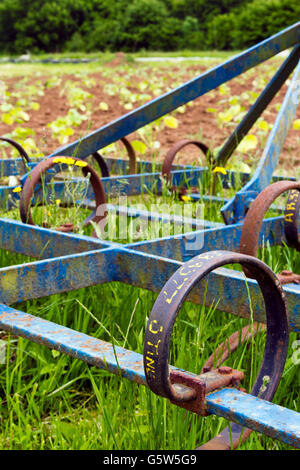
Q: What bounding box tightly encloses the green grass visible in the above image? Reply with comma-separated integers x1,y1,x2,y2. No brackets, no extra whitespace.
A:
0,167,299,450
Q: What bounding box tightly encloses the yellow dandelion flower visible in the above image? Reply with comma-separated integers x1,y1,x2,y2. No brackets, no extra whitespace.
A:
12,186,22,193
181,195,192,202
213,166,227,175
74,160,88,167
53,157,75,165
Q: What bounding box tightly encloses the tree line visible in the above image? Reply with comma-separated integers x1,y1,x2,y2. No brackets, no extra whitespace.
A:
0,0,299,54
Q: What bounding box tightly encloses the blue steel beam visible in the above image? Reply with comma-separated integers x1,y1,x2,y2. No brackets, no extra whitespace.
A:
0,218,109,258
0,158,39,177
107,204,222,229
2,168,208,208
0,246,299,330
205,388,300,449
113,247,300,331
128,216,293,261
0,205,291,262
0,248,115,304
0,24,299,450
0,156,190,179
222,57,300,224
0,303,298,448
0,212,292,262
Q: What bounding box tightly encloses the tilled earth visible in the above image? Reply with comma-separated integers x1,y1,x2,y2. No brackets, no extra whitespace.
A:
0,56,299,174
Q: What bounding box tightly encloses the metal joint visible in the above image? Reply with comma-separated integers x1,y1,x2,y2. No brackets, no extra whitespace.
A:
169,367,244,416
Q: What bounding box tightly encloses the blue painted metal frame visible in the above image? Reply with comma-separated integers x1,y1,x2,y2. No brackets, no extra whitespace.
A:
0,23,299,449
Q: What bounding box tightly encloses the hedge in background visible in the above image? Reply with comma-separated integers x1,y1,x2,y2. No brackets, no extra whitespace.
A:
0,0,299,53
206,0,300,50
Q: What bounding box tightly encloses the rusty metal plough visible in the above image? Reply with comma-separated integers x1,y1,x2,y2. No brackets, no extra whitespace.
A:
0,23,299,450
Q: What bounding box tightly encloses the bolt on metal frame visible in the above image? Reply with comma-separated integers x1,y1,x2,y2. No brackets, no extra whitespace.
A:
0,23,299,449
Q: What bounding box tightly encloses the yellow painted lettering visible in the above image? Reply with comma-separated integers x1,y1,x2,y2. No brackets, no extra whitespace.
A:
149,320,163,334
146,356,155,369
284,213,294,223
286,202,296,211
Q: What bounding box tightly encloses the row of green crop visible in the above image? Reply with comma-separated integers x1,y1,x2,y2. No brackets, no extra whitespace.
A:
0,0,299,54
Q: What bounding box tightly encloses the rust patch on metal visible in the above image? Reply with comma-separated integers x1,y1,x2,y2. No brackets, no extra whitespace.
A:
170,367,244,416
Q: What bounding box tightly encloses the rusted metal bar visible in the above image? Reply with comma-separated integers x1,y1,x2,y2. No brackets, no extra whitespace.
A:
239,180,300,284
19,156,107,235
162,140,212,181
201,322,267,372
91,137,137,176
0,24,299,451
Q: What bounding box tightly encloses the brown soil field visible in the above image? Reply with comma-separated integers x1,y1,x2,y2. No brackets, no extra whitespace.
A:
0,57,299,174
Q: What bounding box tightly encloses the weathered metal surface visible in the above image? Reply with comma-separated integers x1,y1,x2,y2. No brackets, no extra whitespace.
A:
0,24,299,449
278,270,300,285
0,158,39,178
0,218,108,258
0,248,115,305
202,388,300,449
0,245,299,331
102,247,300,331
201,322,267,449
0,156,189,181
0,303,148,385
118,136,137,174
129,216,291,261
1,167,251,207
169,368,244,416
